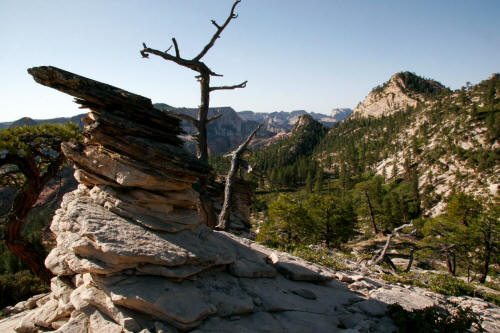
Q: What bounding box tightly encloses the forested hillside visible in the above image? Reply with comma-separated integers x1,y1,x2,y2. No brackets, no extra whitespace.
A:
318,72,499,216
234,72,499,299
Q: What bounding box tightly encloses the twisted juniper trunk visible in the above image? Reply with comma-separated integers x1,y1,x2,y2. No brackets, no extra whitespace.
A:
3,153,62,284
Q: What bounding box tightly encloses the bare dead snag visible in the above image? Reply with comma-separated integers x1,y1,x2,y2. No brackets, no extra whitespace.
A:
216,123,262,230
140,0,245,163
140,1,246,228
368,222,414,270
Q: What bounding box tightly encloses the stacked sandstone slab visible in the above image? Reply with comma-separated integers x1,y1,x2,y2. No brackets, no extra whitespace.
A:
14,66,394,332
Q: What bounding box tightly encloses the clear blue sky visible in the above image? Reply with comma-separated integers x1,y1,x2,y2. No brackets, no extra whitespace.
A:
1,0,499,122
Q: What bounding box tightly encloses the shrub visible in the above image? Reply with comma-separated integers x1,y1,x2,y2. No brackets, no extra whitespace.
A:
387,303,483,333
0,270,49,308
428,274,475,296
289,246,347,271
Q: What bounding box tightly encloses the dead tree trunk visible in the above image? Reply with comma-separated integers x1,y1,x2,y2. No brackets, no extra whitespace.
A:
140,0,246,163
140,1,247,227
364,191,379,235
2,152,64,283
442,245,457,276
368,222,414,270
217,123,262,230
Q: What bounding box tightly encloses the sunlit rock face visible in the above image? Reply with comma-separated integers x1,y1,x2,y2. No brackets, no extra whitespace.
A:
352,72,445,118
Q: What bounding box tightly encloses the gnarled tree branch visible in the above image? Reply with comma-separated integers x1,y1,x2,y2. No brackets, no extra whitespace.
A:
369,222,414,267
210,80,248,92
207,113,223,124
172,38,180,58
169,112,199,127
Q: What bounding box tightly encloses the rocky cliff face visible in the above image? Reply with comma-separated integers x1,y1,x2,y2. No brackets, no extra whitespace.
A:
330,108,353,121
352,72,445,118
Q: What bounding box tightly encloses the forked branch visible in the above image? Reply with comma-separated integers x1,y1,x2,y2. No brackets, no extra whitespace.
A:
369,222,414,266
193,0,241,61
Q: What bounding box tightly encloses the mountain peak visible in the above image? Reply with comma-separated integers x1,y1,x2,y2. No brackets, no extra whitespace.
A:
291,114,324,137
352,72,446,118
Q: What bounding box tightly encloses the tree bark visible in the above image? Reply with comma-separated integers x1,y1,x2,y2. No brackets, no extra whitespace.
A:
479,225,492,283
217,124,262,230
405,247,416,272
364,191,379,234
369,222,413,267
2,153,63,283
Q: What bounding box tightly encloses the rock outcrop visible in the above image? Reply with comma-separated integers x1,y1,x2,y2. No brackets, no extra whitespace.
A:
3,66,495,332
352,72,445,118
9,66,367,332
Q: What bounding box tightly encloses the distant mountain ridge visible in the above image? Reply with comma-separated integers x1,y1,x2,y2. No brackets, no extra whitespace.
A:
0,114,85,130
154,104,351,154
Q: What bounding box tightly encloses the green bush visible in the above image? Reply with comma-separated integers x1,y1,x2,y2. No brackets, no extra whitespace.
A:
0,270,49,308
428,274,475,296
387,303,483,333
289,246,347,271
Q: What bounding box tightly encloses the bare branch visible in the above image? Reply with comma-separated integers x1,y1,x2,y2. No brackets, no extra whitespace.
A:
169,112,199,127
209,80,247,92
172,38,180,58
165,45,173,53
211,20,221,29
141,44,223,77
193,0,241,61
369,222,414,266
234,123,263,156
207,113,222,124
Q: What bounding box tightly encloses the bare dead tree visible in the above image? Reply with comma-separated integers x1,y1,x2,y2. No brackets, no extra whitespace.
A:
216,123,262,230
140,0,246,163
367,222,414,273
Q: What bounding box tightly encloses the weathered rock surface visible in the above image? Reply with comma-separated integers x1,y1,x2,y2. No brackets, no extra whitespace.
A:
352,72,445,118
1,66,494,332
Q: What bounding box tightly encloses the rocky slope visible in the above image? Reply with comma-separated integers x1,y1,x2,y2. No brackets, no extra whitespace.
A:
352,72,446,118
318,72,499,216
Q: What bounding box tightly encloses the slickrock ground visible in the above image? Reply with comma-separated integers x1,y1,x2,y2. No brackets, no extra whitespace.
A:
1,67,498,332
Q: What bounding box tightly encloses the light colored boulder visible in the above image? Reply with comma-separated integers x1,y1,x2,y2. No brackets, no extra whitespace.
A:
63,144,195,191
54,310,89,333
239,275,360,314
89,185,201,233
88,308,124,333
96,275,216,330
369,286,435,311
354,299,387,317
268,252,334,282
47,196,235,275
